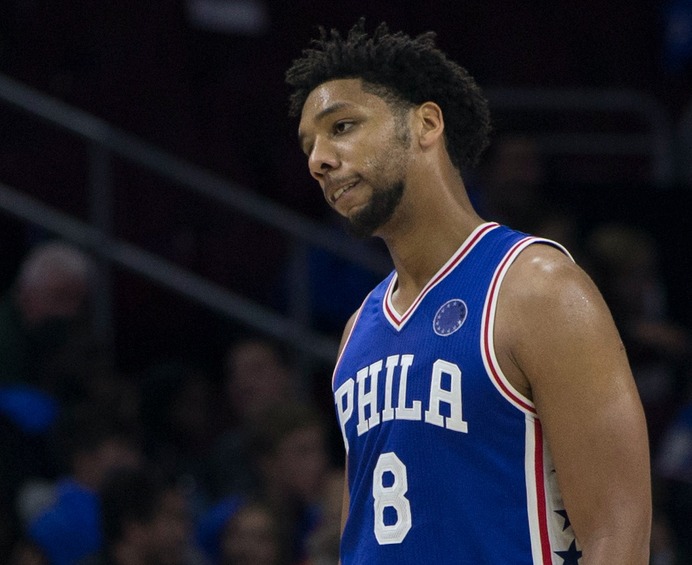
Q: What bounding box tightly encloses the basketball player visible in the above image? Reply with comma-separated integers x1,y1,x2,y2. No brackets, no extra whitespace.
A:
286,20,651,564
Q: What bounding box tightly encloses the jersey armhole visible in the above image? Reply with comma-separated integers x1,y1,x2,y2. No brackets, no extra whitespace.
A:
481,237,572,415
331,294,371,390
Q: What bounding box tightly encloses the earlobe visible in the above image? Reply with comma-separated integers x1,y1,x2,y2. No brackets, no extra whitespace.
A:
416,102,444,148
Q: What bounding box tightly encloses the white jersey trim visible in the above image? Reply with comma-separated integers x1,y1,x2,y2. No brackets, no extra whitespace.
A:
481,236,572,414
332,295,370,390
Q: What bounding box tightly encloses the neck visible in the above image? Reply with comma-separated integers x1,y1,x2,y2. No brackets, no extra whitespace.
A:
378,173,484,313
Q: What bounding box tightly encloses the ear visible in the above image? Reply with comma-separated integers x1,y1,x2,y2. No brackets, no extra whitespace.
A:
415,102,445,149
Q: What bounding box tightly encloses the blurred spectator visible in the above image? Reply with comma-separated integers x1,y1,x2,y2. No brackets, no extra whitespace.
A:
658,400,692,485
472,134,550,233
220,500,283,565
585,222,692,562
663,0,692,75
205,337,299,499
0,489,21,563
139,361,216,517
196,496,244,564
300,469,343,565
470,132,588,258
657,396,692,563
224,337,299,427
24,405,141,565
250,402,331,565
649,507,680,565
0,240,110,411
0,395,58,563
0,241,94,387
7,539,48,565
586,223,691,452
78,466,208,565
530,204,588,266
197,496,285,565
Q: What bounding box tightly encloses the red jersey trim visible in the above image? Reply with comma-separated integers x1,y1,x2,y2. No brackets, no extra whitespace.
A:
482,237,537,413
533,420,553,564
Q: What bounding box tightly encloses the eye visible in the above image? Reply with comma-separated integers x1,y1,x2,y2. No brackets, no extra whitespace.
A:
334,120,355,135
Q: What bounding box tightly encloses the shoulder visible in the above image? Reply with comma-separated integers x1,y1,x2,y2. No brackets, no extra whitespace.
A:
501,241,597,317
495,241,626,394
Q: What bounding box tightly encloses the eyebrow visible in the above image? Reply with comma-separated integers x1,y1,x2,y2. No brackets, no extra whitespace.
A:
297,101,356,147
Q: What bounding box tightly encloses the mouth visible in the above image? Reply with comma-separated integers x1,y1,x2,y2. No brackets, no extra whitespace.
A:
330,180,359,204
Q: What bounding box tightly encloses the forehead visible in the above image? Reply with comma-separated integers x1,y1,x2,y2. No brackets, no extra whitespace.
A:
299,78,390,129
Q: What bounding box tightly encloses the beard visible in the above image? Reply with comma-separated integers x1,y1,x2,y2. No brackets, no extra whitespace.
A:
345,179,405,239
341,115,410,239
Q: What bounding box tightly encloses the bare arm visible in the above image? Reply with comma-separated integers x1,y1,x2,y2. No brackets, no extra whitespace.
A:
497,245,651,564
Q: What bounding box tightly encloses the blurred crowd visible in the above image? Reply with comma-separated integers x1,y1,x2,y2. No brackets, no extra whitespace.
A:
0,241,344,565
0,137,691,565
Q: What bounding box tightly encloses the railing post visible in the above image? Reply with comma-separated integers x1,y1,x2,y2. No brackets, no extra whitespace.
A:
88,143,115,368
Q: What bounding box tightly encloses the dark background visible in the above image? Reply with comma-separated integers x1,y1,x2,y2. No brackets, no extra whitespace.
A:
0,0,690,372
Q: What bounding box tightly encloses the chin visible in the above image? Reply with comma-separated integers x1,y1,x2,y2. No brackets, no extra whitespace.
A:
345,218,379,239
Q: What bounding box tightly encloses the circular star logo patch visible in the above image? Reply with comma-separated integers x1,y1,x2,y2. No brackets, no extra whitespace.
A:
433,299,468,337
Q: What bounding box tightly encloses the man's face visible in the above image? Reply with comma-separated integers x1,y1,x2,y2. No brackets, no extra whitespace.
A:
226,341,292,424
271,424,328,502
298,79,412,238
221,505,280,565
18,273,88,328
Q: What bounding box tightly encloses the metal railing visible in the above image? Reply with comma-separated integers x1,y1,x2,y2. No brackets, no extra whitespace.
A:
486,87,674,186
0,72,391,366
0,181,344,364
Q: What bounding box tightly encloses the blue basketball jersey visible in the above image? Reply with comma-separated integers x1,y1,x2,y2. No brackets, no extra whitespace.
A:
332,222,582,564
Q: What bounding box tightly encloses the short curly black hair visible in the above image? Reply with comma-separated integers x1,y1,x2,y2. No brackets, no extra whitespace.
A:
286,19,491,170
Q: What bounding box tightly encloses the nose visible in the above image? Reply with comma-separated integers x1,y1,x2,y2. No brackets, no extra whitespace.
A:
308,137,340,181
